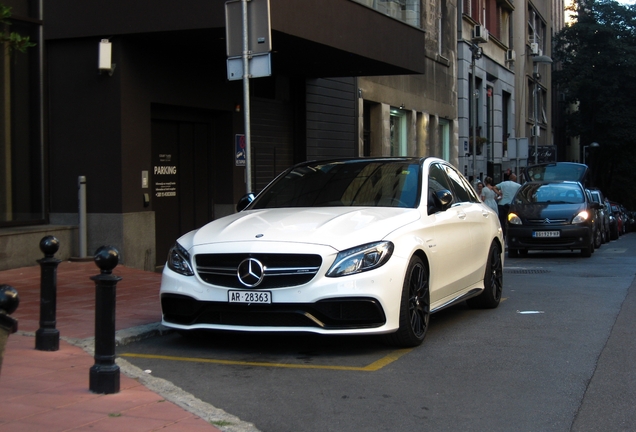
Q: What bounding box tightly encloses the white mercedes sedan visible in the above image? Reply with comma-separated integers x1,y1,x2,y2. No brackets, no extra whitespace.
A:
160,157,504,347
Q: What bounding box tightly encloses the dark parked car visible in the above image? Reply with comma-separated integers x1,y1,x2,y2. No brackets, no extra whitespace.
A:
507,181,601,257
588,189,609,245
607,200,620,240
609,201,625,238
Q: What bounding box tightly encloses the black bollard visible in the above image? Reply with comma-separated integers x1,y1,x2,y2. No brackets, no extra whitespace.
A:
0,285,20,376
35,236,61,351
89,245,122,394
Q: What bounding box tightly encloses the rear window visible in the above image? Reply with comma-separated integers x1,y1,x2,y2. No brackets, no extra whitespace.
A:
525,163,588,183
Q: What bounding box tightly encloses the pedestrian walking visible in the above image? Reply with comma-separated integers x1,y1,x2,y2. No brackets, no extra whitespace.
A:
496,173,521,236
482,176,501,215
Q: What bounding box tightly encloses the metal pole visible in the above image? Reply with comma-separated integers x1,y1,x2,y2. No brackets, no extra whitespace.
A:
533,62,539,164
472,56,477,180
242,0,252,194
78,176,87,258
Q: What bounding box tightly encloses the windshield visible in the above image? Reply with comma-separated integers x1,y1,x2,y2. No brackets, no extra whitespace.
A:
514,183,584,205
251,160,422,209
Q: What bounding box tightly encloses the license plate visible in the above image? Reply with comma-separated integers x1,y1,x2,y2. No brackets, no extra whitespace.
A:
533,231,560,238
228,290,272,304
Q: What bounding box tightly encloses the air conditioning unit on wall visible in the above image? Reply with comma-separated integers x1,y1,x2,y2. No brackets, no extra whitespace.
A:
472,25,489,43
530,43,541,56
506,49,516,62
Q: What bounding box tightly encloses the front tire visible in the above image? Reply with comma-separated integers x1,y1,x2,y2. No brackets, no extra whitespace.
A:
594,227,602,249
467,242,503,309
385,256,430,348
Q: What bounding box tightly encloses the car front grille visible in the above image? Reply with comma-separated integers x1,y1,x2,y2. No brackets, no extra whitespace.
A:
526,218,569,224
161,294,386,329
195,253,322,289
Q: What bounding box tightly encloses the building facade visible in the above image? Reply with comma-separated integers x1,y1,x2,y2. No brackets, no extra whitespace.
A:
458,0,516,185
1,0,459,271
356,0,458,166
512,0,554,167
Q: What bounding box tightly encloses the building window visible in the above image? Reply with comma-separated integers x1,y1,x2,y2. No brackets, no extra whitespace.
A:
439,118,450,161
390,107,407,156
502,91,511,155
0,13,43,226
528,78,548,125
528,8,547,53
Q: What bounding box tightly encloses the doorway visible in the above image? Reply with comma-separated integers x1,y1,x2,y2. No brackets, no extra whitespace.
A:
151,107,227,269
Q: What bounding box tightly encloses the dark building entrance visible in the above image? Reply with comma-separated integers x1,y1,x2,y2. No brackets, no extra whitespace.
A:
151,106,229,269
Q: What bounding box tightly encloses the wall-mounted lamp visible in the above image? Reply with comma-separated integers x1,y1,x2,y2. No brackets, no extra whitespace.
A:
98,39,116,76
399,104,404,110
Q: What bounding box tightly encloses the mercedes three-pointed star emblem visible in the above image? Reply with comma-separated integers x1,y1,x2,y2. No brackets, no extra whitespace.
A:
237,258,265,287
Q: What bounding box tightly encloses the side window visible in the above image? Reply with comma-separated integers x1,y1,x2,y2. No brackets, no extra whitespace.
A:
428,164,453,195
443,165,473,203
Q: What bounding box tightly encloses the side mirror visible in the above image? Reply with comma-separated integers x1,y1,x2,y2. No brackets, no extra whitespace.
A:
236,193,255,212
428,189,454,214
436,190,454,210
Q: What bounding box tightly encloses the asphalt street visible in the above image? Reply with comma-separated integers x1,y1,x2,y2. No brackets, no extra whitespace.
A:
117,234,636,432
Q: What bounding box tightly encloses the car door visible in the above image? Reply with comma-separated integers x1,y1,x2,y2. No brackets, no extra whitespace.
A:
425,163,476,305
442,165,491,285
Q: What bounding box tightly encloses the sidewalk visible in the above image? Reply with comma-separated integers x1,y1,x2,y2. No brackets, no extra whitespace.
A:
0,260,230,432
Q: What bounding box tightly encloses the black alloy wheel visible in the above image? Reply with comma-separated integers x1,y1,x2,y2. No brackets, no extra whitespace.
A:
467,242,503,309
386,256,430,347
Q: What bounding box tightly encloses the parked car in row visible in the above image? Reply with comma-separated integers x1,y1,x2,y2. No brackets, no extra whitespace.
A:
507,180,600,257
588,189,609,246
607,201,620,240
160,157,504,348
609,201,632,238
518,162,632,248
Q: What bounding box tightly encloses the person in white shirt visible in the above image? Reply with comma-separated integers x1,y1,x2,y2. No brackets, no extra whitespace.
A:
496,173,521,236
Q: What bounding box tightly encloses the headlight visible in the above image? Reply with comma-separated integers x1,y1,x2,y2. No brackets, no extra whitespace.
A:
507,212,522,225
326,241,394,277
167,242,194,276
572,210,590,224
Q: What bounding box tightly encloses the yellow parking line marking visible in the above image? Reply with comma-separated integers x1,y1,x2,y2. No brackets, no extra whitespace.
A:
121,348,412,372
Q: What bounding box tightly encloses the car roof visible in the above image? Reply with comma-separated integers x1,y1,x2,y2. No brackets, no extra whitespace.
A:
523,162,588,183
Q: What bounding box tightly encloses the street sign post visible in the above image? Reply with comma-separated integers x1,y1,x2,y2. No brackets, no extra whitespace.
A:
225,0,271,194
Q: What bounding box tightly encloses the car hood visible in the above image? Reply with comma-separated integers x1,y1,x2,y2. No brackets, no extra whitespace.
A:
188,207,421,251
510,203,587,220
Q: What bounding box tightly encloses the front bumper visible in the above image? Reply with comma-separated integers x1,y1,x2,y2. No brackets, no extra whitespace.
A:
507,225,592,250
159,252,408,335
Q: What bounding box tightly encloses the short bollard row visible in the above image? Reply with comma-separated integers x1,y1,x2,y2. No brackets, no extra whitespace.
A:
32,235,123,394
0,284,19,376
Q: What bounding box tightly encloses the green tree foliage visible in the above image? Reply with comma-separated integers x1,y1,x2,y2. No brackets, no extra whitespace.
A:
0,3,35,53
553,0,636,207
